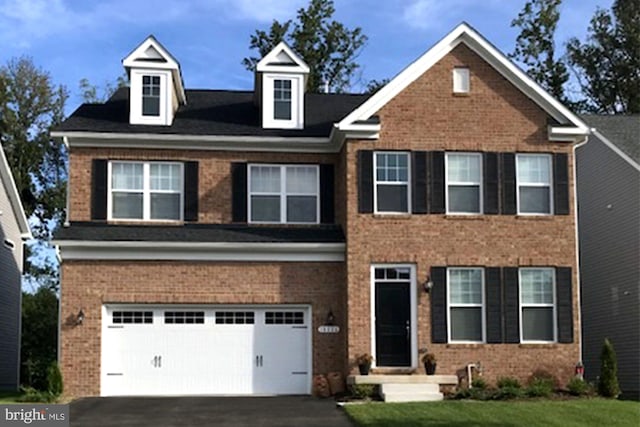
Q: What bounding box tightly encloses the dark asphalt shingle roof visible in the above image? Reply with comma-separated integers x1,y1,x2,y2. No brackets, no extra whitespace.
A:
55,222,345,243
581,115,640,164
55,88,370,138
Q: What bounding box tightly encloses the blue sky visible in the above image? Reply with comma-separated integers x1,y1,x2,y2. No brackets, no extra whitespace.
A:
1,0,612,114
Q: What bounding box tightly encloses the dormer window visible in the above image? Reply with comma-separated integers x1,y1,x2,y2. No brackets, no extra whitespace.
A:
142,75,161,116
274,79,292,120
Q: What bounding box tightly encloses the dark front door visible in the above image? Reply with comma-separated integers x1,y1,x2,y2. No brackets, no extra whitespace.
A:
375,282,411,366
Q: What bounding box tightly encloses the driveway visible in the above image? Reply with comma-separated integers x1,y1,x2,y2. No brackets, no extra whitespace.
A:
70,396,355,427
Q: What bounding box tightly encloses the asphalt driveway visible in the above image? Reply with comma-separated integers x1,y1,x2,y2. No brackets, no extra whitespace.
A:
70,396,355,427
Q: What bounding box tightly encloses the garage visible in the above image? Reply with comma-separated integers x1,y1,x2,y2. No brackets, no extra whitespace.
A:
101,305,311,396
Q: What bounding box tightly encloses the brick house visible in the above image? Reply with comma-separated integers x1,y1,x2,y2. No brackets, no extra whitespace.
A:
52,23,589,397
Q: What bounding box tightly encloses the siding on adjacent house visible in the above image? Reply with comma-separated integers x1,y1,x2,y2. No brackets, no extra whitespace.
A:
0,176,23,391
576,136,640,399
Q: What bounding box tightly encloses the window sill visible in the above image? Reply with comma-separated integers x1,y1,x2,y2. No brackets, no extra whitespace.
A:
515,215,555,221
107,220,184,226
445,343,486,349
518,343,558,349
444,214,485,220
372,213,412,220
452,92,470,97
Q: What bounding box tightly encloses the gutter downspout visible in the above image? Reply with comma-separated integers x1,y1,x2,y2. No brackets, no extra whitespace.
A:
573,133,590,364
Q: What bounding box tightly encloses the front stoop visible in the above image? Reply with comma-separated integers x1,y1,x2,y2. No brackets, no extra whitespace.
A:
347,375,458,403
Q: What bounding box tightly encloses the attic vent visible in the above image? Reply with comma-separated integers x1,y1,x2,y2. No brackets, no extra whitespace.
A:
3,239,15,250
453,67,470,94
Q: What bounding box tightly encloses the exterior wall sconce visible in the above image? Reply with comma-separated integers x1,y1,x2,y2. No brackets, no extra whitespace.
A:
326,310,335,326
423,276,434,293
76,309,85,325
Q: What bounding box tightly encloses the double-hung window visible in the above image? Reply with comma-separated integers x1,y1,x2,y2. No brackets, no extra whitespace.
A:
248,164,319,223
520,268,556,342
110,161,183,221
448,268,484,342
142,75,161,117
273,79,292,120
446,153,482,214
516,154,552,214
374,152,410,213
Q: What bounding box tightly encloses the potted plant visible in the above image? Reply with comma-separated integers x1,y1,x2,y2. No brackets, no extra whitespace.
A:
356,354,374,375
422,353,437,375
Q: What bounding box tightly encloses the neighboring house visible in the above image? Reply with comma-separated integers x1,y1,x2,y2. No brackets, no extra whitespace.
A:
0,146,31,390
52,23,590,397
576,115,640,400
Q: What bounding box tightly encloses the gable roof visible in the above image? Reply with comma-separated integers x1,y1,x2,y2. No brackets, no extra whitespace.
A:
53,87,369,138
0,146,32,239
256,41,310,74
581,114,640,168
122,35,186,105
338,22,589,141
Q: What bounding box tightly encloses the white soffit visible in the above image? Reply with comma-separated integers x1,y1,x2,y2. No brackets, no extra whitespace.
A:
338,22,588,137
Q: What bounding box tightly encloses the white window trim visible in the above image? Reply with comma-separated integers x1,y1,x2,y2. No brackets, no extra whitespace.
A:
369,264,418,369
247,164,320,224
129,69,172,126
445,152,483,215
453,67,470,93
107,160,184,222
262,74,303,129
516,153,553,216
519,267,557,344
373,151,411,214
446,267,486,344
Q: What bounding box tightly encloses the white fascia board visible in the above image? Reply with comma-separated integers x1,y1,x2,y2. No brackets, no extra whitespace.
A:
51,131,336,153
256,41,310,74
548,126,591,142
338,22,589,135
0,146,32,239
54,240,345,262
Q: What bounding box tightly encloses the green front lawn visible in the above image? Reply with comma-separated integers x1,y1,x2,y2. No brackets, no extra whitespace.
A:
0,391,22,403
344,399,640,427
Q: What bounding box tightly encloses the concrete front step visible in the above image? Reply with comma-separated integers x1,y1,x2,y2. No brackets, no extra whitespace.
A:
379,383,444,402
347,374,458,385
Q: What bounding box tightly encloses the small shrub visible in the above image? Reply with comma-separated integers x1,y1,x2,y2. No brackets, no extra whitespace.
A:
598,338,620,398
471,378,487,390
47,362,63,397
567,377,591,396
497,377,521,389
349,384,376,399
526,377,554,398
452,387,471,399
469,387,493,400
492,386,524,400
16,387,56,403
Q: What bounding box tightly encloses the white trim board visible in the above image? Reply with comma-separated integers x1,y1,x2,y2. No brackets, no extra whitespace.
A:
54,241,345,262
0,146,32,239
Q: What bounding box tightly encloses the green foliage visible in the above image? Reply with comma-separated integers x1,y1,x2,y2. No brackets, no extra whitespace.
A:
510,0,568,102
497,377,522,389
598,338,620,398
349,384,376,399
242,0,367,93
567,377,592,396
526,377,554,397
364,78,390,95
566,0,640,113
79,74,128,103
492,386,524,400
16,387,57,403
21,288,58,391
46,362,63,397
471,378,487,390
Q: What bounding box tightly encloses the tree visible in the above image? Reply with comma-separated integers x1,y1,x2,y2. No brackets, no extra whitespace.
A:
79,74,128,103
566,0,640,114
510,0,569,103
598,338,620,398
21,288,58,390
365,78,390,95
0,57,68,289
242,0,367,93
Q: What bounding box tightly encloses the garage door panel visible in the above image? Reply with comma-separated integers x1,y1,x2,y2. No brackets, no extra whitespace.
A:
102,305,310,396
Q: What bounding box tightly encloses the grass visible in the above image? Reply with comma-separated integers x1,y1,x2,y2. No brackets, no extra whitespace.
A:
344,398,640,427
0,391,22,403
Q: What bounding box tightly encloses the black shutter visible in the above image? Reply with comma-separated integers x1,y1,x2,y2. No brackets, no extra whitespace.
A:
485,267,503,343
91,159,107,220
553,153,569,215
320,164,335,224
501,153,516,215
358,150,373,213
430,267,447,343
556,267,574,343
428,151,445,214
183,161,199,222
231,163,247,223
483,153,499,215
412,151,428,214
503,267,520,343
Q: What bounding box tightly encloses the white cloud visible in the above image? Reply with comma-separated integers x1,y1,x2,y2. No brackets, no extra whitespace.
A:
401,0,505,31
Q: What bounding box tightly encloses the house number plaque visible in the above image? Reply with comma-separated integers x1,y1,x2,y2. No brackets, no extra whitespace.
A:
318,325,340,333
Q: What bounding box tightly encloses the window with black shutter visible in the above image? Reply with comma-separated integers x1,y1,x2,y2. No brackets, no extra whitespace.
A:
430,267,447,343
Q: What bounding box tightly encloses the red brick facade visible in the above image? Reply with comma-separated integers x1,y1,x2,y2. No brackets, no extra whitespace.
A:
59,44,581,396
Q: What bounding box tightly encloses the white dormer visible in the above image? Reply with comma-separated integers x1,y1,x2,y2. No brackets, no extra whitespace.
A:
256,42,310,130
123,36,186,126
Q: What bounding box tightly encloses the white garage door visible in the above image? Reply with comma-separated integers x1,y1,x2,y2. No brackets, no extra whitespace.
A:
101,305,311,396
